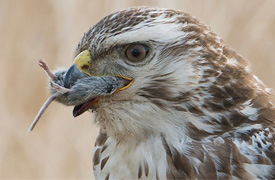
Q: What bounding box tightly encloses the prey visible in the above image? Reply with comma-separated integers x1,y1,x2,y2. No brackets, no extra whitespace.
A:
28,59,130,132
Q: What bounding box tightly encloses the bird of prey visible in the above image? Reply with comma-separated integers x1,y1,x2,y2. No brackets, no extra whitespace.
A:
34,7,275,179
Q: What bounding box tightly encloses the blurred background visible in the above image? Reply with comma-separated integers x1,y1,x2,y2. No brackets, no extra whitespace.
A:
0,0,275,179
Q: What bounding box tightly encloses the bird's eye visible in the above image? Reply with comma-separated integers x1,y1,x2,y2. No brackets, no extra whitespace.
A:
125,44,149,61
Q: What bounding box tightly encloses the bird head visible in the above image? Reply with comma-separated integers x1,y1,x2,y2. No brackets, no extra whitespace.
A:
61,7,257,142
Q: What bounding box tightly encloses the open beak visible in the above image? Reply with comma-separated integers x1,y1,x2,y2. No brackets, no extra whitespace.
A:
64,50,133,116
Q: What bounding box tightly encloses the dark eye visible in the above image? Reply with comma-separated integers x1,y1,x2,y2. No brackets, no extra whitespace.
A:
125,44,149,61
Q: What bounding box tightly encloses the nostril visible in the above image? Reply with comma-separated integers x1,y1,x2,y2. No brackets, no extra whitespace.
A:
81,64,89,70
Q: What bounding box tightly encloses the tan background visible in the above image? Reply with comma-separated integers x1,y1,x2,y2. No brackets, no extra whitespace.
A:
0,0,275,179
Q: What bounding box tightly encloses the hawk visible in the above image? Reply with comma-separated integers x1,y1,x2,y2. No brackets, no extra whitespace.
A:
34,7,275,179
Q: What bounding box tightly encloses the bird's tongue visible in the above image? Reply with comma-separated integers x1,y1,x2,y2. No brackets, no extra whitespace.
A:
73,98,99,117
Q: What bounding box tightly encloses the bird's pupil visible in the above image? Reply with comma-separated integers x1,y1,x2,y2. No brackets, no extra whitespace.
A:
125,44,149,61
131,48,140,57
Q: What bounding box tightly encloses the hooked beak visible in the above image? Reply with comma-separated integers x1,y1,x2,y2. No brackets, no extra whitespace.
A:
63,50,133,116
64,50,91,88
64,50,133,90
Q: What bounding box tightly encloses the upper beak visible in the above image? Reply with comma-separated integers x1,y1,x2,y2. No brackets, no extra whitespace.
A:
64,50,91,88
64,50,133,91
64,64,88,88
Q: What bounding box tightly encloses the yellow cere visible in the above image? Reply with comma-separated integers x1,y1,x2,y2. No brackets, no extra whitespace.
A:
74,50,92,76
